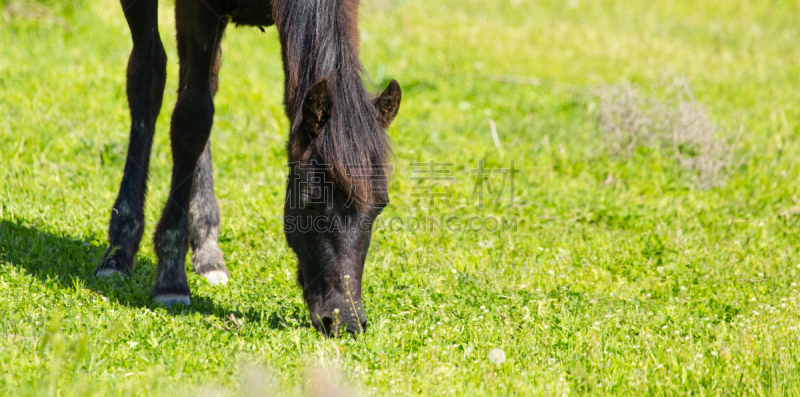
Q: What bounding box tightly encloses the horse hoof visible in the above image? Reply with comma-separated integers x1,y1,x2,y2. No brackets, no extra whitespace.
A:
202,270,229,285
153,294,191,307
96,268,127,278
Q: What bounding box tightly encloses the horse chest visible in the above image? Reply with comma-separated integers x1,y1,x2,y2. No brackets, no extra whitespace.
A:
226,0,275,29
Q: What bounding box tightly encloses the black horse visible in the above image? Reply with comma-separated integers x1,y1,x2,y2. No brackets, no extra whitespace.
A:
95,0,401,336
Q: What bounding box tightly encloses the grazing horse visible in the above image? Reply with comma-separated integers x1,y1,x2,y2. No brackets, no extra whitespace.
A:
95,0,401,336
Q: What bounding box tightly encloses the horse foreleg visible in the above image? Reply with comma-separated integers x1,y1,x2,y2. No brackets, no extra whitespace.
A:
97,0,166,278
151,3,227,305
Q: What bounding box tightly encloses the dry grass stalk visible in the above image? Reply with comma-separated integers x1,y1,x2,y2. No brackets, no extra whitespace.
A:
593,78,740,188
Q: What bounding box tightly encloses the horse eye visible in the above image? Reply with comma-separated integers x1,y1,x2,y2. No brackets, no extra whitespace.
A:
301,198,321,212
300,194,317,211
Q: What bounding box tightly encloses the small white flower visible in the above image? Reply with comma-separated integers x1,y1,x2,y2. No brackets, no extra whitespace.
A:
478,240,493,248
488,348,506,365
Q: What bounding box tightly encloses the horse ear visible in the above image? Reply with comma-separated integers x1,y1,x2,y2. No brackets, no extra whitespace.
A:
301,78,333,138
374,79,401,128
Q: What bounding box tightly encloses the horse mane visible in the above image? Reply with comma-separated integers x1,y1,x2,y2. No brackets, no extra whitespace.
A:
275,0,390,202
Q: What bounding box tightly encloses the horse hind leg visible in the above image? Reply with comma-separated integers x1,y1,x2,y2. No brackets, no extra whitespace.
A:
97,0,166,278
189,139,229,285
151,3,227,305
189,47,229,285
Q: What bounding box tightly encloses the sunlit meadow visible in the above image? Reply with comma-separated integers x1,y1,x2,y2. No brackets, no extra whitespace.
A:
2,0,800,395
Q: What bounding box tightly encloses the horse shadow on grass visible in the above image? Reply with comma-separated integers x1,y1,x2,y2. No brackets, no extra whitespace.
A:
0,219,306,331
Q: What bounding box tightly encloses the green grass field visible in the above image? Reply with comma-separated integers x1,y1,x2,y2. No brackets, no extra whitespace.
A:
2,0,800,395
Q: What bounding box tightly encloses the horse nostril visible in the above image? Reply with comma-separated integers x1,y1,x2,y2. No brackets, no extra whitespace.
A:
344,319,367,335
320,315,334,335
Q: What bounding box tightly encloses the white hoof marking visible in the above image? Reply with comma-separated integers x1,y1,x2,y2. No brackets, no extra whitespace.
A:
202,270,229,285
96,268,125,278
153,294,191,306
